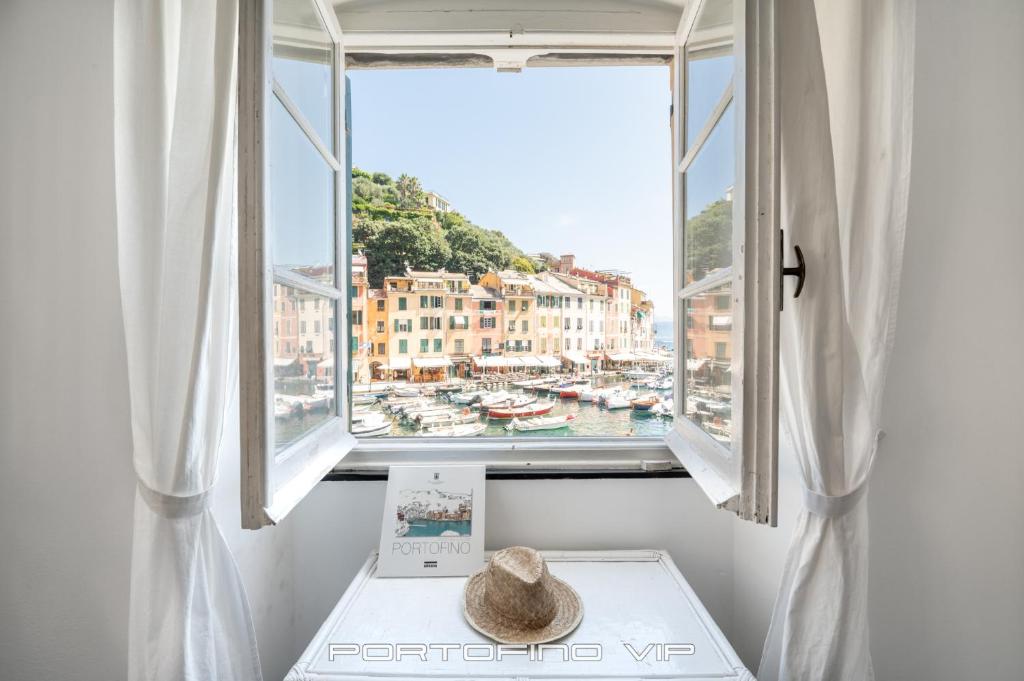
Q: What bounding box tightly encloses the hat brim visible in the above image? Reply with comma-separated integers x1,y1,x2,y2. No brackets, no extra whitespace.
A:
462,569,583,645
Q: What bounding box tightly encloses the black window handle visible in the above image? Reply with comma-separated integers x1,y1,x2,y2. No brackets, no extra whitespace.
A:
779,230,806,310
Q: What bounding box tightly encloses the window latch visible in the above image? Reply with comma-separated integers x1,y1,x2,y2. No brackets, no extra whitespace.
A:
779,230,806,310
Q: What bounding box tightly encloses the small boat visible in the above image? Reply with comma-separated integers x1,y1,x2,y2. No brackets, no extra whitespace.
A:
504,414,576,432
352,393,378,405
480,394,537,412
416,423,487,438
391,387,421,398
476,390,512,409
299,394,330,412
630,394,661,411
351,414,392,437
487,400,556,419
651,399,674,417
579,386,597,402
416,410,480,428
655,377,674,391
274,402,294,419
557,380,591,399
606,391,636,410
450,389,487,405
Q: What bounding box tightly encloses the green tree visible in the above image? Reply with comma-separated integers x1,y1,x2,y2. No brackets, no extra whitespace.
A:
362,217,451,287
511,255,536,274
685,199,733,280
396,173,425,210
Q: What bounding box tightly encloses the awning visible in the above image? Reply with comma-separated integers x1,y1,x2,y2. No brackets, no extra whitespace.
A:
273,357,297,367
537,356,561,367
382,357,411,371
636,352,671,363
473,356,506,368
563,351,589,364
504,357,525,367
413,357,452,368
686,358,708,371
318,356,335,369
608,352,638,361
518,356,543,367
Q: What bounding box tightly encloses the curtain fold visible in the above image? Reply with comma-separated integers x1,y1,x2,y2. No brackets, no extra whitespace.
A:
114,1,262,679
758,1,915,680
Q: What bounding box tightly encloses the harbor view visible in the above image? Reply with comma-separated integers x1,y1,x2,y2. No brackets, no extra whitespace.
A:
271,65,734,444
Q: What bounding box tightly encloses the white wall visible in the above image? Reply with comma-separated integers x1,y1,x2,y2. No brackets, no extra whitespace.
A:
729,1,1024,677
0,2,296,680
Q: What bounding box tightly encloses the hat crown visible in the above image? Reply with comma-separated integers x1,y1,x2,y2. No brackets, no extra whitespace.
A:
482,547,557,629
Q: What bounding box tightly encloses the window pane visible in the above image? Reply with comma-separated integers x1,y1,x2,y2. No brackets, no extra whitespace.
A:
684,103,735,284
272,0,333,148
686,52,734,148
684,283,733,446
270,97,335,281
273,286,336,451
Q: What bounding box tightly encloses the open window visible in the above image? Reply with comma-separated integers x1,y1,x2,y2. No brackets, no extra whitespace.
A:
239,0,779,528
239,0,355,528
666,0,780,523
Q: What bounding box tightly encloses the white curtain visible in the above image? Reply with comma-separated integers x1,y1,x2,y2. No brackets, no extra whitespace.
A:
758,1,915,680
114,1,262,679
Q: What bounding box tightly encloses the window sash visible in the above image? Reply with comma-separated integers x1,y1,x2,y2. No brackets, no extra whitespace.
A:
666,0,780,524
239,0,354,529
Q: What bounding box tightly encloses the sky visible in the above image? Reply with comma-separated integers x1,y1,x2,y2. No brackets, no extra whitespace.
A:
271,59,737,321
347,65,677,317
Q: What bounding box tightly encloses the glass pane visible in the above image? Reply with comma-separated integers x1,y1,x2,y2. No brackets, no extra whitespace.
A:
270,96,335,281
273,286,337,451
684,283,733,446
684,103,735,283
686,54,734,147
272,0,334,148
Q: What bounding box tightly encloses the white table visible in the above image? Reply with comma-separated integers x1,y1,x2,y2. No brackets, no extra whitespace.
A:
287,549,752,680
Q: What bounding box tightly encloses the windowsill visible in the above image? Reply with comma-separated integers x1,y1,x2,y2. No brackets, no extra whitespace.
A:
329,436,684,478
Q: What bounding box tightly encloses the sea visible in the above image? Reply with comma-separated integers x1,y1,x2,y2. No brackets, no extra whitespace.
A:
405,519,472,537
654,320,674,350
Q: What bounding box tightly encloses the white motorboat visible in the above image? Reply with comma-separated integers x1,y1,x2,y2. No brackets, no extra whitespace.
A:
504,414,576,432
274,402,294,419
352,393,378,405
416,410,480,428
391,387,421,398
479,393,536,412
450,389,487,405
655,377,674,391
651,399,674,417
351,414,392,437
476,390,512,409
416,423,487,438
605,390,636,410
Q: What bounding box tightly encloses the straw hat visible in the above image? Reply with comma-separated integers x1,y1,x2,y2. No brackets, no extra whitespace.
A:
463,547,583,644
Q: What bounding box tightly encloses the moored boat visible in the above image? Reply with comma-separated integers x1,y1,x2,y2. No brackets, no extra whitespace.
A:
450,389,487,405
486,400,556,419
504,414,575,432
480,394,537,412
416,410,480,428
557,380,591,399
415,422,487,438
630,394,661,411
391,386,421,398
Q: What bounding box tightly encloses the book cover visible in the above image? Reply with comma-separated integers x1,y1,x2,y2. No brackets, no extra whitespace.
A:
376,465,486,577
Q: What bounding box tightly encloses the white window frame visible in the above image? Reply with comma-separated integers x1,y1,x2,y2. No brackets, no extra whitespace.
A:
239,0,354,529
665,0,780,524
239,0,779,528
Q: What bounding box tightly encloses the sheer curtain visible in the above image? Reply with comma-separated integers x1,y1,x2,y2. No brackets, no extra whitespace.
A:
114,1,262,679
758,0,915,679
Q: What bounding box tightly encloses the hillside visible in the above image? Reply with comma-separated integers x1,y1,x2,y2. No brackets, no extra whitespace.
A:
351,168,536,288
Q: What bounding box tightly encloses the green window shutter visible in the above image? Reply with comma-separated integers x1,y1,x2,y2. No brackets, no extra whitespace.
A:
455,298,463,311
394,319,399,332
420,339,428,352
420,295,428,308
434,338,442,352
399,339,407,353
398,297,407,311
